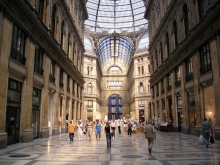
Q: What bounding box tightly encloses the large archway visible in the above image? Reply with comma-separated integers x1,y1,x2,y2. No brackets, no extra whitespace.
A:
108,94,122,120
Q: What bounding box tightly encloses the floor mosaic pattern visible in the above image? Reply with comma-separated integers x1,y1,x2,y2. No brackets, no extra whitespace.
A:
0,128,219,165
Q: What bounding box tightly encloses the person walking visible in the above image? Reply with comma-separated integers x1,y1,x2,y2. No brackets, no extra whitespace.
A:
68,121,75,141
110,120,116,138
87,118,93,141
144,120,156,154
202,118,212,148
77,120,83,141
117,119,121,134
95,119,102,140
127,121,132,136
105,121,111,148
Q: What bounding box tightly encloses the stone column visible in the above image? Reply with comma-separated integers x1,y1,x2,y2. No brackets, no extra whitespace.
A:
61,73,67,133
39,55,50,138
210,37,220,139
53,65,60,135
0,17,13,149
193,52,202,136
20,38,34,143
181,63,188,134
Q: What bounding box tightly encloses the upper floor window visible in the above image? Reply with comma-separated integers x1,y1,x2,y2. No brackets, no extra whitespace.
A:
166,32,170,57
87,83,92,94
160,42,163,64
138,100,144,107
141,66,144,74
173,20,178,49
185,57,193,82
11,25,26,65
67,75,70,92
183,3,189,36
61,21,65,49
49,60,55,83
141,58,143,62
59,69,64,88
161,79,164,94
200,43,211,74
34,48,44,75
139,82,144,93
51,5,57,37
32,87,41,107
87,100,93,108
137,59,140,63
36,0,44,20
175,66,181,87
167,73,171,91
198,0,205,20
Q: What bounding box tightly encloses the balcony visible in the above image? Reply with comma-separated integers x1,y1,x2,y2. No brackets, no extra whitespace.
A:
87,105,93,108
34,65,44,75
11,48,26,65
185,73,193,82
200,64,212,75
175,80,181,87
49,74,55,83
167,85,171,91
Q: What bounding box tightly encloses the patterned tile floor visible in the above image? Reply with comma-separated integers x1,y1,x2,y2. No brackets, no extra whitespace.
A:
0,129,219,165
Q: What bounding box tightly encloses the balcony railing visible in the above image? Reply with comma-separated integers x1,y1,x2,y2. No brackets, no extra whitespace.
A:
34,65,44,75
49,74,55,83
87,105,93,108
167,85,171,91
185,73,193,82
11,48,26,65
200,64,212,75
175,80,181,87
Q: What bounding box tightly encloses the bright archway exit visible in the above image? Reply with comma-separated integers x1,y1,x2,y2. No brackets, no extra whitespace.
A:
108,94,122,120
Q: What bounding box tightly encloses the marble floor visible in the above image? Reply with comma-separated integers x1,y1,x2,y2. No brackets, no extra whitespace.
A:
0,129,219,165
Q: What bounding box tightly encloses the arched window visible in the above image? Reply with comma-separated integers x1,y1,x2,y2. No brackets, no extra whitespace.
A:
51,5,56,37
183,3,189,37
87,83,92,94
139,82,144,93
166,32,170,57
61,21,65,49
173,20,178,49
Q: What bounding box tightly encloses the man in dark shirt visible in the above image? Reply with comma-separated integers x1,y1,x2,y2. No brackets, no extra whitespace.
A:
202,118,212,148
128,121,132,136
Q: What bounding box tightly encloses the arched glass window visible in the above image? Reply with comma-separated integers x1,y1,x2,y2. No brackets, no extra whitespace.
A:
139,82,144,93
87,83,92,94
183,3,189,37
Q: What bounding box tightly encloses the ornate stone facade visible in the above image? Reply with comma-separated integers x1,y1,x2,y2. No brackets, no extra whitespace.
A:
145,0,220,138
0,0,87,148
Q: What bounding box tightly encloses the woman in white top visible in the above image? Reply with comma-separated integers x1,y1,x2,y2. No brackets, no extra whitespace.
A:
77,120,83,141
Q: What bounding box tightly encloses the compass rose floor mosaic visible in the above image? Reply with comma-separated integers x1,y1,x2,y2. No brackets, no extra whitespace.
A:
0,130,219,165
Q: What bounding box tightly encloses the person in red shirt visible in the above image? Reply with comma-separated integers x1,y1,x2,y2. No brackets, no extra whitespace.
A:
68,121,75,141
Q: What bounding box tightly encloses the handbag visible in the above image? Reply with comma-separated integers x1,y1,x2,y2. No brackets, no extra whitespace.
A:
210,136,215,144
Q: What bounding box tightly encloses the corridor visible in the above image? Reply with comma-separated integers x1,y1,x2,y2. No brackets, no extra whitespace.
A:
0,130,219,165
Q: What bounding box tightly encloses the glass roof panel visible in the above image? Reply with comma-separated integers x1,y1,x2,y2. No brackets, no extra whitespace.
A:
85,0,147,33
97,37,134,66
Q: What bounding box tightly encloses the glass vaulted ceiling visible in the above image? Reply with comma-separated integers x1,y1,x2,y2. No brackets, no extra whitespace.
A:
85,0,147,33
97,37,134,66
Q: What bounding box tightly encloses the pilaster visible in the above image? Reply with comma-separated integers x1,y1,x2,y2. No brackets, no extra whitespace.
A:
20,38,34,143
0,18,13,148
61,73,67,133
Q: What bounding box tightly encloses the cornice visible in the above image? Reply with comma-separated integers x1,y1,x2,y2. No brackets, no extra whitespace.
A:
59,0,85,50
1,0,85,86
149,4,220,84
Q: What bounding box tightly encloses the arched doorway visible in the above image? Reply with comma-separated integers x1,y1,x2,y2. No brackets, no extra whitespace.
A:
108,94,122,120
